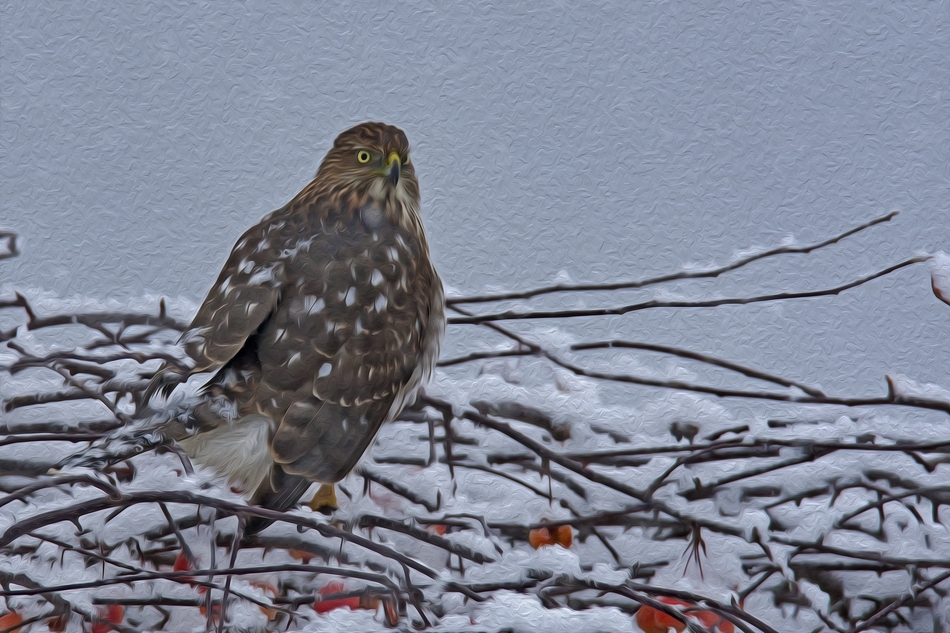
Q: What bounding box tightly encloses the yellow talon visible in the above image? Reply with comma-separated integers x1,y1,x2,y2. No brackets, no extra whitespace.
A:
308,483,338,514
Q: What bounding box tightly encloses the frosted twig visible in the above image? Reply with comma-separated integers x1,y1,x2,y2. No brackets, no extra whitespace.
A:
448,257,926,324
448,212,899,305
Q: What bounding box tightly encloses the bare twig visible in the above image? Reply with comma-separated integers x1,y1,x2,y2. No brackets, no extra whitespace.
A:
447,212,899,305
0,489,439,580
447,257,926,324
571,340,826,397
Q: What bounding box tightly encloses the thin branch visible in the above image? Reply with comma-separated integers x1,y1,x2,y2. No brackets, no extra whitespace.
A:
0,563,398,599
0,475,120,509
0,419,121,435
0,293,186,342
4,570,292,619
851,569,950,632
0,570,74,617
3,388,91,412
0,432,106,449
447,211,899,304
571,340,825,397
543,351,950,415
26,531,140,573
486,504,681,535
777,537,950,570
0,489,439,580
682,453,823,501
447,460,552,500
561,576,779,633
8,350,187,376
447,257,926,324
358,515,495,563
422,395,747,540
158,503,195,566
217,516,244,633
359,467,440,512
438,348,535,367
567,437,950,463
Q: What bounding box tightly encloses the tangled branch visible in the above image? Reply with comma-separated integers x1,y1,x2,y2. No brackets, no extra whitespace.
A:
0,216,947,632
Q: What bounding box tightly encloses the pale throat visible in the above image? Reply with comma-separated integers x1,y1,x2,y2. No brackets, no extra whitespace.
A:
367,179,422,233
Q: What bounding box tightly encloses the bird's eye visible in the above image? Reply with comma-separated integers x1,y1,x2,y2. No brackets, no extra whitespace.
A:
357,150,372,164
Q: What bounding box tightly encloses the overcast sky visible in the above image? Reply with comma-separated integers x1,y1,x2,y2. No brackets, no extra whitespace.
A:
3,0,949,396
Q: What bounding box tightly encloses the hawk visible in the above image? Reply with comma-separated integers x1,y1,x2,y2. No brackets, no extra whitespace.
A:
142,122,444,531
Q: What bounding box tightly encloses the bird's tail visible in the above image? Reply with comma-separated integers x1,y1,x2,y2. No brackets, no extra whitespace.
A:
245,465,312,535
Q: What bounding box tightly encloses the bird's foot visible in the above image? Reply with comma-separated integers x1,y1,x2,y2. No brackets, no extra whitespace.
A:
308,483,338,515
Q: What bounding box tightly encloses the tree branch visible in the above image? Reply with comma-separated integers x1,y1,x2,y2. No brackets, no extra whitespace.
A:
448,257,926,324
447,212,899,305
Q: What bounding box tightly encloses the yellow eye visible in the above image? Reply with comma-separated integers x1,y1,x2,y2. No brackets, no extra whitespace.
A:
357,150,371,164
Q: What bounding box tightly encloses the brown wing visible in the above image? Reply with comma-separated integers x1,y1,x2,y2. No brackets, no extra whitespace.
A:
144,219,282,402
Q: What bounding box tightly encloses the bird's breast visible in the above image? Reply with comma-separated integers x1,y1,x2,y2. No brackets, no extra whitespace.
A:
254,210,435,413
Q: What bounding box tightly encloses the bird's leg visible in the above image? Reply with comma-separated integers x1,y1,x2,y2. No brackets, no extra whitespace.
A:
308,483,338,514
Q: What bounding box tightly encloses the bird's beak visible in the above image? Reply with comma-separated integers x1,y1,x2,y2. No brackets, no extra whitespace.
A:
385,152,401,186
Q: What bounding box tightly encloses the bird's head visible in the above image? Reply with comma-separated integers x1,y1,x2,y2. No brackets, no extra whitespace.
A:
314,122,419,216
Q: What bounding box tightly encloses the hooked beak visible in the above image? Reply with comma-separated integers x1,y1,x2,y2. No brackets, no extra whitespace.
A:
385,151,401,186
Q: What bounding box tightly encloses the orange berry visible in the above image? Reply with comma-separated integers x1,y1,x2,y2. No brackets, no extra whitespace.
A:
552,525,573,547
693,608,734,633
288,548,316,563
0,612,24,633
173,551,193,573
528,527,552,549
639,597,734,633
529,525,573,549
315,582,361,614
91,605,123,633
380,597,399,626
636,604,687,633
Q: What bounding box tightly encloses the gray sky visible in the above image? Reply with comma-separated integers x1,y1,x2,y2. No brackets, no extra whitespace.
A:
3,0,949,395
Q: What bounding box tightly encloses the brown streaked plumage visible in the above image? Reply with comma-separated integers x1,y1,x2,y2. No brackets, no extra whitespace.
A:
144,122,444,532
